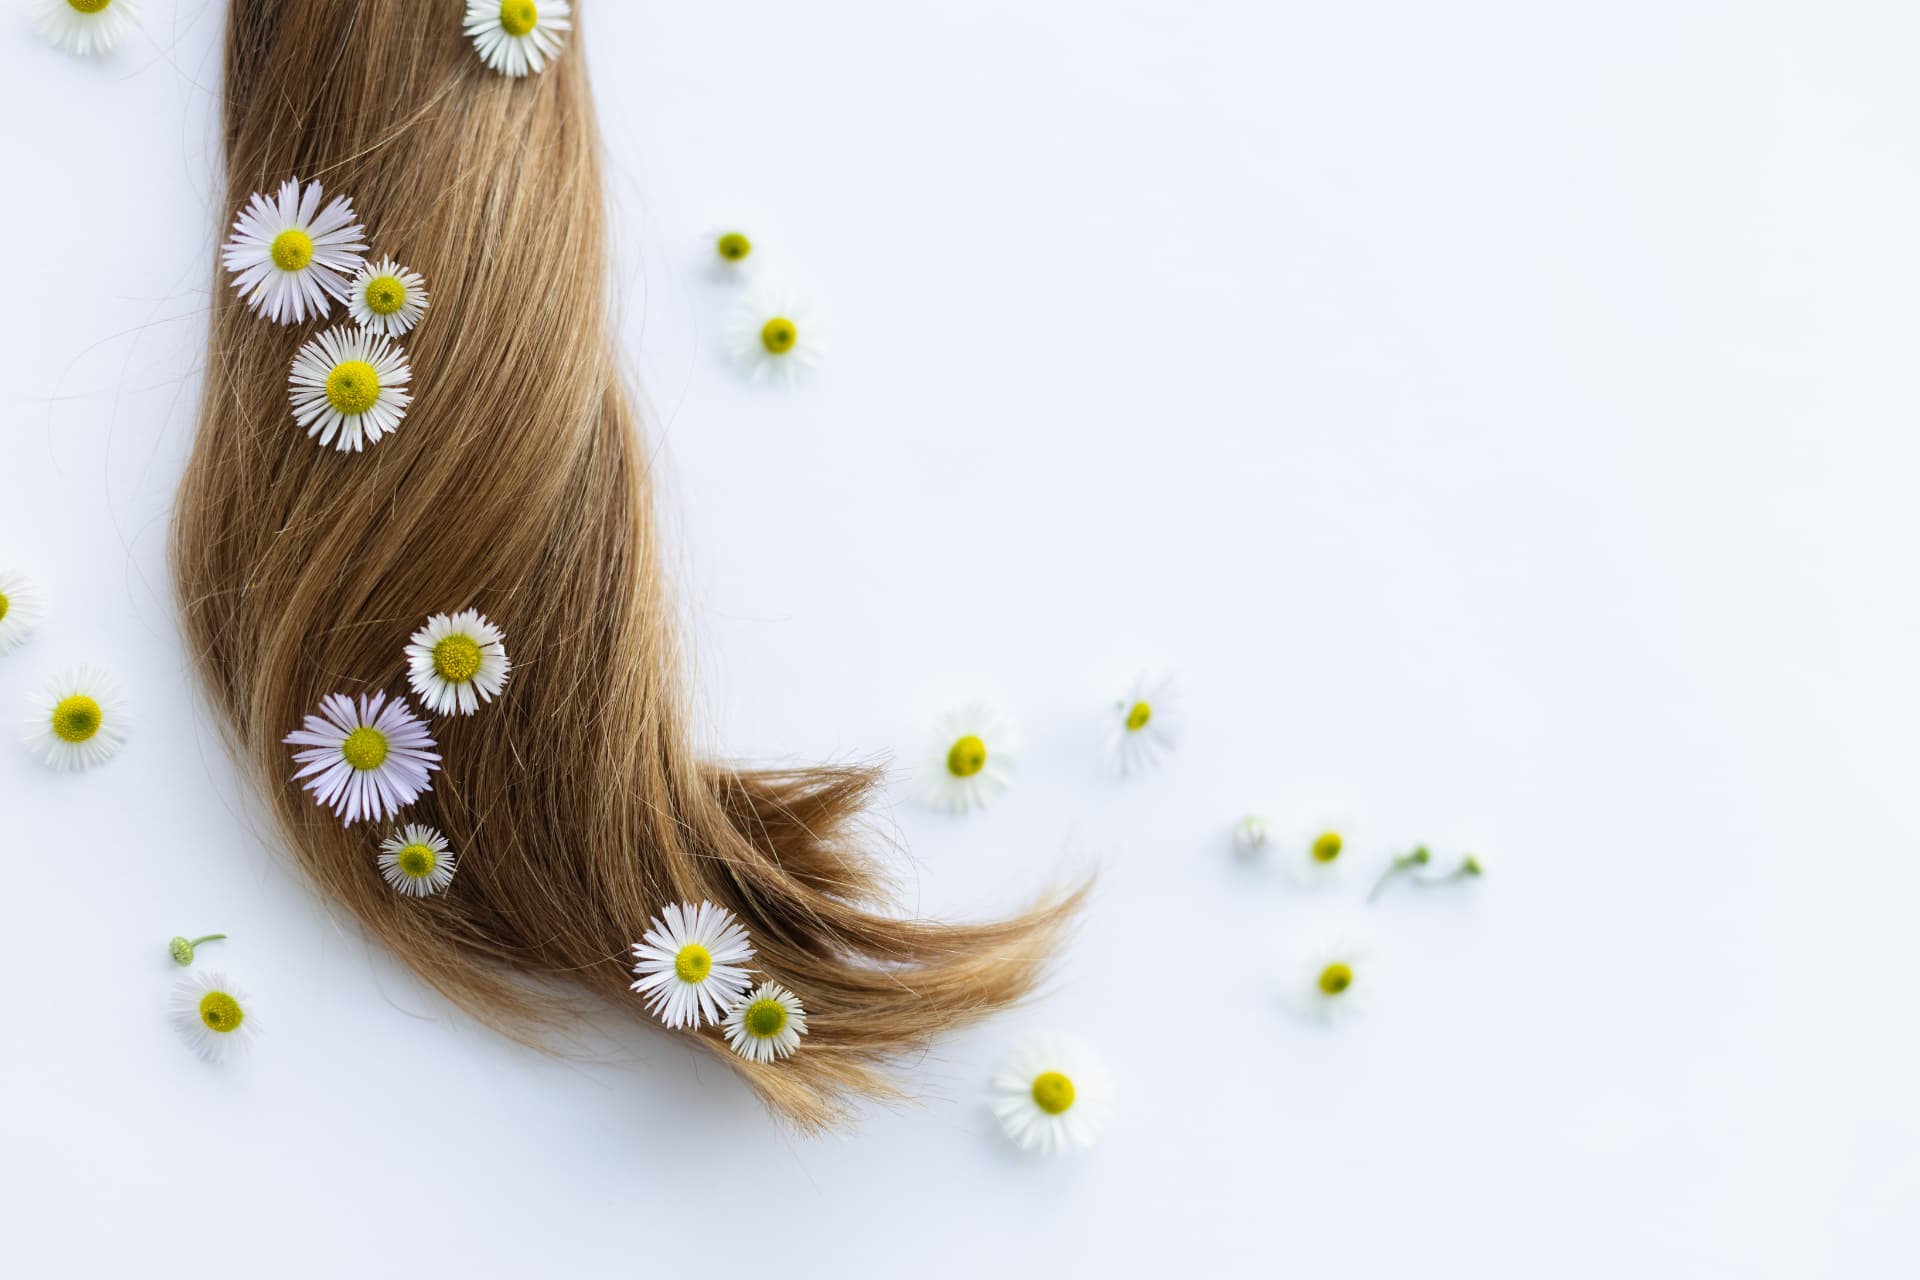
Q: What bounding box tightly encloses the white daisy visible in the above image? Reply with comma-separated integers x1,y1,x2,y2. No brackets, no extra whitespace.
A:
726,288,824,387
404,609,510,716
1105,672,1179,775
288,326,412,452
464,0,572,77
0,570,46,655
34,0,139,57
345,256,431,337
220,178,367,325
24,665,128,770
1231,814,1270,859
284,691,441,826
721,981,808,1064
378,824,459,897
990,1036,1113,1156
629,901,756,1030
919,701,1016,814
1289,934,1377,1026
710,228,755,277
169,971,259,1064
1288,811,1356,888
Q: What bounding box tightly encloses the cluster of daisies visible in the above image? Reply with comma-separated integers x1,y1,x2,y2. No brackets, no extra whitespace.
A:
704,229,827,389
630,901,809,1064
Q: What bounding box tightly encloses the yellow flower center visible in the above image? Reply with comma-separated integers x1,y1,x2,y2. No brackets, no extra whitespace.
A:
500,0,538,36
433,634,483,684
717,232,752,262
742,998,787,1038
1030,1071,1075,1115
52,695,102,744
1312,831,1343,864
396,844,438,878
199,991,245,1033
674,943,712,984
69,0,113,15
1319,962,1353,996
946,734,988,778
1125,700,1151,732
0,591,10,623
761,317,797,355
341,726,389,771
325,361,380,415
364,275,407,315
270,228,314,272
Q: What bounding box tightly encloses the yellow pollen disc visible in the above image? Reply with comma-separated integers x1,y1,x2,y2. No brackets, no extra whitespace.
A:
500,0,538,36
341,726,389,771
0,592,10,623
397,845,437,878
1312,831,1343,864
1125,700,1152,732
761,317,798,355
717,232,752,262
69,0,112,14
1030,1071,1075,1115
743,998,787,1038
946,734,988,778
365,275,407,315
433,634,484,684
52,695,102,744
1319,962,1353,996
199,991,244,1033
674,943,712,984
325,360,380,415
270,228,314,272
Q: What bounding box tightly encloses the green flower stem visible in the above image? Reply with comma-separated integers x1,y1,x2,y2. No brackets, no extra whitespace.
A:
1367,846,1431,903
168,933,227,966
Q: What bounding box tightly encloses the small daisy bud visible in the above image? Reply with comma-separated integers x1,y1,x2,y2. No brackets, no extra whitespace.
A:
1231,815,1270,858
169,934,226,966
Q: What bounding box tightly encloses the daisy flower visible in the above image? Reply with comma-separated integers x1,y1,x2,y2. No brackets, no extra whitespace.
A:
346,256,430,337
1288,810,1356,888
1288,934,1378,1026
726,288,824,387
220,178,367,325
1105,672,1179,776
629,901,756,1030
1231,814,1270,859
919,701,1016,814
0,570,46,655
378,824,459,897
721,982,808,1064
288,326,412,452
404,609,510,716
24,665,128,770
284,691,441,826
710,228,755,277
990,1036,1113,1156
170,971,259,1064
464,0,572,77
34,0,139,57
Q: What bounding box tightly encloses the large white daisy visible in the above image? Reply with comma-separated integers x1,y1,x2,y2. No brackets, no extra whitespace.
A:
34,0,139,57
346,256,431,337
220,178,367,325
24,665,128,770
284,691,441,826
378,824,459,897
726,288,824,388
919,701,1016,814
288,326,412,452
990,1036,1113,1156
1105,672,1179,776
721,982,808,1064
464,0,572,78
0,570,46,655
404,609,510,716
629,901,756,1030
169,971,259,1064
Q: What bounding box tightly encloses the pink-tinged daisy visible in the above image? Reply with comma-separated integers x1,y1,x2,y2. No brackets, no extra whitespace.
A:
285,691,440,825
220,178,367,325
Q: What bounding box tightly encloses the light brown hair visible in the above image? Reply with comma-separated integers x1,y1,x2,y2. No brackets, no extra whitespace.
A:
173,1,1081,1130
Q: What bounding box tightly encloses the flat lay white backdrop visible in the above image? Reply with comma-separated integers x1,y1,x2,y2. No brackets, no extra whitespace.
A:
2,2,1915,1276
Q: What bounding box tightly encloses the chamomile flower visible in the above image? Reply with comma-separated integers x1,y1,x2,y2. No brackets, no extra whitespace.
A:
1288,934,1378,1026
1288,812,1355,888
1105,672,1179,776
629,901,756,1030
34,0,139,57
464,0,571,77
24,665,128,770
220,178,367,325
346,256,430,337
721,982,808,1064
726,289,824,387
404,610,510,716
710,228,755,278
288,326,412,452
1231,814,1270,859
920,701,1016,814
0,570,46,655
284,691,441,826
990,1036,1113,1156
170,971,258,1064
378,824,459,897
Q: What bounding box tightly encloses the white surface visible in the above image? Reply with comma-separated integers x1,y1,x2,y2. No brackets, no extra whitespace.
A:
3,3,1914,1276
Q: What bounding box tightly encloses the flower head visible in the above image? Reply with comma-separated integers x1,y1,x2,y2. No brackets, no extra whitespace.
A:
0,570,46,655
991,1036,1113,1155
168,934,225,966
24,665,128,770
1106,672,1179,776
378,824,459,897
35,0,139,57
221,178,367,325
405,610,510,716
727,288,824,388
465,0,572,77
1289,933,1377,1025
170,971,259,1064
346,256,431,337
1291,820,1353,888
919,701,1016,814
284,691,441,825
630,901,756,1030
721,982,808,1063
713,229,754,273
289,326,413,452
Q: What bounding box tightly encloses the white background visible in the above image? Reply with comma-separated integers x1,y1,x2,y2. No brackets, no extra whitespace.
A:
2,2,1915,1276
